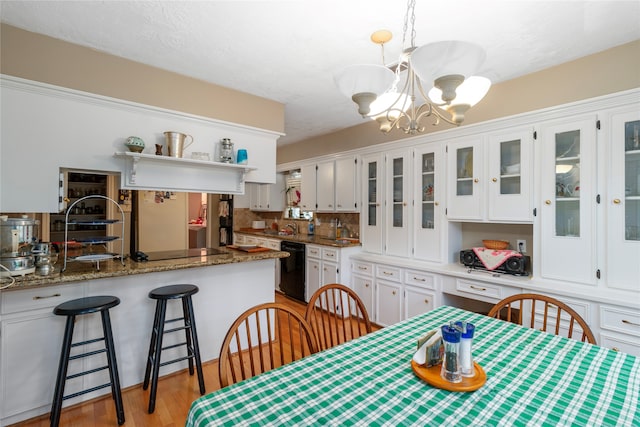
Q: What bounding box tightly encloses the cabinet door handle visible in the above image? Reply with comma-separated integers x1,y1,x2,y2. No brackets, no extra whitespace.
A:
33,293,61,300
392,290,397,295
622,319,640,327
613,199,621,205
612,347,620,352
545,200,552,205
365,283,369,288
358,266,368,270
435,202,439,206
424,299,429,304
382,271,393,276
474,178,479,183
413,277,426,282
492,178,497,182
469,285,486,291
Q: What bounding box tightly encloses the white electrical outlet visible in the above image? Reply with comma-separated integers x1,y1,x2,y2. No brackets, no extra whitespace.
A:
517,239,527,253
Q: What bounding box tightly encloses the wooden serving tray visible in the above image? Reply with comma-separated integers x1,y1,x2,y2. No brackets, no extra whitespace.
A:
226,245,271,253
411,360,486,392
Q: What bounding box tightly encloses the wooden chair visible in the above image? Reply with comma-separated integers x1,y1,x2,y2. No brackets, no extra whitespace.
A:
487,293,597,344
305,283,373,351
218,302,319,387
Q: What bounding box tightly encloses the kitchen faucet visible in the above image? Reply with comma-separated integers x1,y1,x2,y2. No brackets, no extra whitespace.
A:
285,223,298,235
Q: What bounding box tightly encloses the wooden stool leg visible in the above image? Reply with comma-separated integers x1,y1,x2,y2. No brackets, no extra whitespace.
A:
186,296,206,395
101,310,125,425
50,315,76,427
148,299,167,414
143,300,163,390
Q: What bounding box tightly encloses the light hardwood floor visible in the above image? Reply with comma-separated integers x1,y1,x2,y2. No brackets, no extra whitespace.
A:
12,292,310,427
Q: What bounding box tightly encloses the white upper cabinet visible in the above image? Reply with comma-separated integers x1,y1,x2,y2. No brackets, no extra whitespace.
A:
299,157,358,213
299,163,317,211
413,142,445,262
447,128,533,223
316,161,336,211
385,149,412,258
335,156,358,212
538,115,597,285
249,173,285,211
603,107,640,291
446,136,484,221
361,153,384,254
486,127,534,222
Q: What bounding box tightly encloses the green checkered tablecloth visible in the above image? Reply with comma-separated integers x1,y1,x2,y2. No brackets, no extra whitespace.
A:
186,305,640,426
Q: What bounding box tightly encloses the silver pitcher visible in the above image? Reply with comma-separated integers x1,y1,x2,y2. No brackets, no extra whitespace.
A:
163,131,194,158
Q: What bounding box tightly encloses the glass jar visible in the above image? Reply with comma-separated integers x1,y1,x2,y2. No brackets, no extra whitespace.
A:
219,138,234,163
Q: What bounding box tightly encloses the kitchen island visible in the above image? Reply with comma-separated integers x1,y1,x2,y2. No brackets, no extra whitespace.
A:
0,248,288,425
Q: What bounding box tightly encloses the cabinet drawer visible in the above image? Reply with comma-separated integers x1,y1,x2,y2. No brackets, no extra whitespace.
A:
404,270,437,290
307,245,322,259
322,247,339,262
376,265,401,282
259,239,281,250
352,261,373,277
600,306,640,337
600,333,640,357
1,283,84,315
456,279,502,300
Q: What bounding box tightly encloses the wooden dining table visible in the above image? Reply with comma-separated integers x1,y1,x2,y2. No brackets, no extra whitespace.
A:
186,305,640,426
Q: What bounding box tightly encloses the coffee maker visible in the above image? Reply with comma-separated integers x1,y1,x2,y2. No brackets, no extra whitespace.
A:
0,216,39,277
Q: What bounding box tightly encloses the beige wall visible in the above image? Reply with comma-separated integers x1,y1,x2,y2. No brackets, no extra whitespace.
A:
0,24,285,134
278,40,640,164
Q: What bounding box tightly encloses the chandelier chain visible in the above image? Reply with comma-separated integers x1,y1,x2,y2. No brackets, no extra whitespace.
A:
402,0,417,50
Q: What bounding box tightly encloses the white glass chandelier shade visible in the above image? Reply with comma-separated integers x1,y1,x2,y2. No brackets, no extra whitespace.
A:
368,91,411,119
334,64,396,116
427,76,492,107
410,41,487,86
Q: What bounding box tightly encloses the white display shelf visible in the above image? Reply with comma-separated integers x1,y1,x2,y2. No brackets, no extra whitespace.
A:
114,151,257,194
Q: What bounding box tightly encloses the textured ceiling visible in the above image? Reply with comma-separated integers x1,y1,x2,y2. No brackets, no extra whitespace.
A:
1,1,639,146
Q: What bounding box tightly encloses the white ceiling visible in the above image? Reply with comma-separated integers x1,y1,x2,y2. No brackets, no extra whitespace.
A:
1,1,639,146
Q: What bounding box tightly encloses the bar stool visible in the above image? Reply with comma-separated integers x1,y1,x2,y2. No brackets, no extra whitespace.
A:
143,284,205,413
51,296,124,427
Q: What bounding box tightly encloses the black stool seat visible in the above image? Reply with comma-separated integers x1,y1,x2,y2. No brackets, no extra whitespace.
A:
143,284,205,413
149,284,199,300
51,295,124,427
54,295,120,316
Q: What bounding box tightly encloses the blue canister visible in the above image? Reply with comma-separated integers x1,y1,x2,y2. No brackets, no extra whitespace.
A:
236,149,248,165
308,220,315,235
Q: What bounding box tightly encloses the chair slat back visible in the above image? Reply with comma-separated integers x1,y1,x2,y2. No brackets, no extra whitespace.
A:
219,302,319,387
305,283,373,351
487,293,596,344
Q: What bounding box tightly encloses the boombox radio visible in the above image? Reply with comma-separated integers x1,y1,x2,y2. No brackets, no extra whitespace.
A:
459,250,530,276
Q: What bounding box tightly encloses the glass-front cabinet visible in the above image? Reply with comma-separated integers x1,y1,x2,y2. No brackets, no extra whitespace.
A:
487,128,533,222
447,137,483,220
539,116,597,285
414,143,444,262
361,153,384,254
385,149,411,257
606,108,640,290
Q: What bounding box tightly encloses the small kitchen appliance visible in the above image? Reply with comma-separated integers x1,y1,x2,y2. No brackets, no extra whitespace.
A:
0,216,39,276
459,249,529,276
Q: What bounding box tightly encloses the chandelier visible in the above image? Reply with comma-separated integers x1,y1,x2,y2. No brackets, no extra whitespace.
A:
334,0,491,134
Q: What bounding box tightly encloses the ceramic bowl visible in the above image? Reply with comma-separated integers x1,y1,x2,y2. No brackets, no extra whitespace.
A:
125,136,145,153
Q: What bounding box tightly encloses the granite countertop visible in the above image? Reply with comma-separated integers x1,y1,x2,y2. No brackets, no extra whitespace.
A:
2,248,288,292
235,228,362,248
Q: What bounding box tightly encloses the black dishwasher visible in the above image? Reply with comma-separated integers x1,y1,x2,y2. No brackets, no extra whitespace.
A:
279,241,306,302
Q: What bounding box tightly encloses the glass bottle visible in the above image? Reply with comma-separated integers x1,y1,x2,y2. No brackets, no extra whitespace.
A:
440,324,462,383
455,321,475,377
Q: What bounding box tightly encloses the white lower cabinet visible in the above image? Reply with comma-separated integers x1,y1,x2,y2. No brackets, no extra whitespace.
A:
306,244,360,302
0,283,84,424
404,286,436,319
352,259,441,327
376,280,402,327
599,305,640,356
